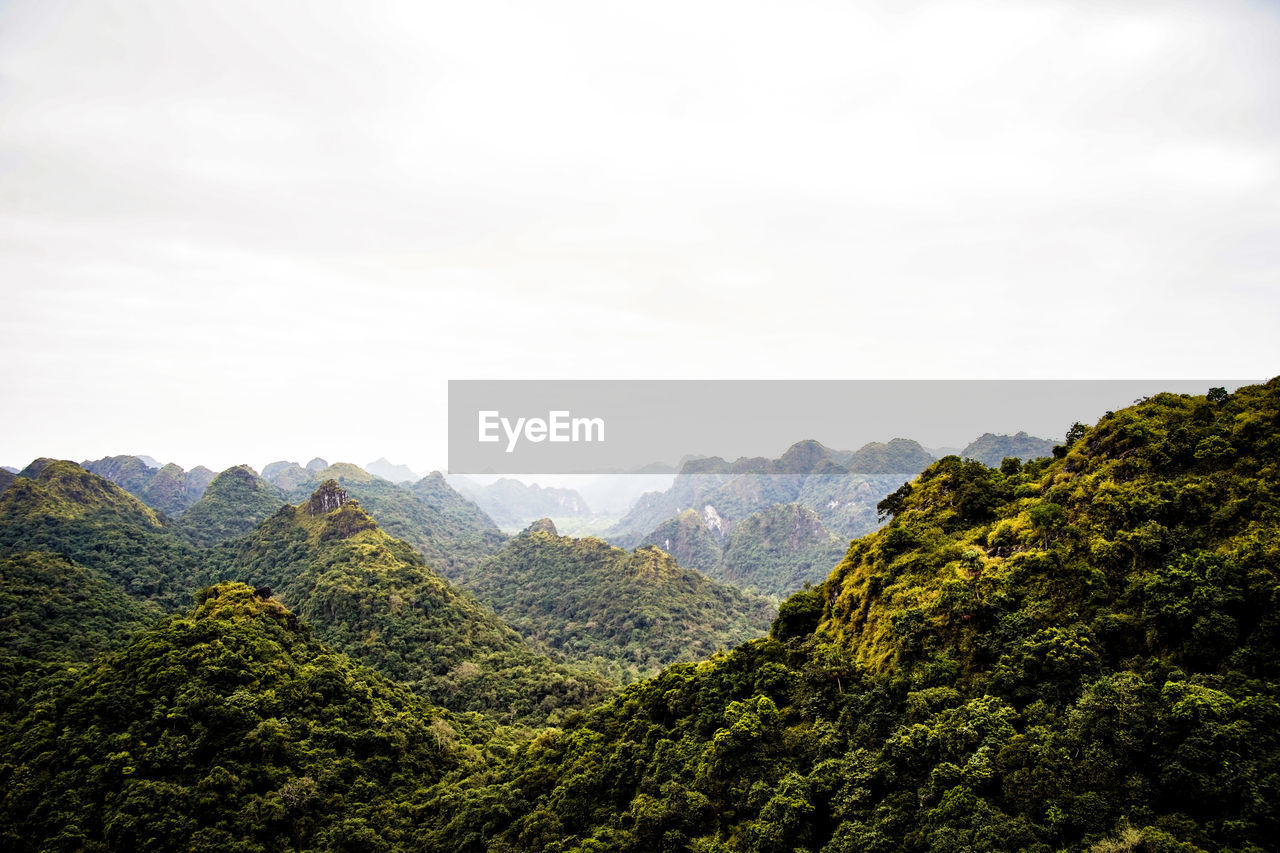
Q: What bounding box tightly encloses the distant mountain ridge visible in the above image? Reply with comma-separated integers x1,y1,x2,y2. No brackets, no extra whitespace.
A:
453,477,593,529
960,430,1057,467
365,457,420,483
81,455,216,516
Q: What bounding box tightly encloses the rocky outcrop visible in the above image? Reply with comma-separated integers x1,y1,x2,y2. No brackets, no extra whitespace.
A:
308,480,349,515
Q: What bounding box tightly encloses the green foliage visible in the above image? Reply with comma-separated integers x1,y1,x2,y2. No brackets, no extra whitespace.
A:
175,465,286,547
81,455,215,517
449,525,775,682
0,550,162,662
201,489,611,724
0,583,478,852
6,380,1280,852
714,504,849,598
0,461,202,610
414,379,1280,852
280,465,506,576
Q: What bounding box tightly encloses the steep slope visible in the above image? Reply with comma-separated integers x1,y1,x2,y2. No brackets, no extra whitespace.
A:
715,503,849,597
420,381,1280,853
0,550,162,662
636,504,850,597
274,463,506,574
175,465,285,547
449,522,775,682
81,455,215,516
0,469,14,495
0,461,199,610
203,481,609,723
79,454,157,495
960,431,1057,467
639,508,723,573
0,583,477,853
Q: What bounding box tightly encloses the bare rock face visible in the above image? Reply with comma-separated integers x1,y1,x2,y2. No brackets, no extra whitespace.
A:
308,480,349,515
523,517,558,536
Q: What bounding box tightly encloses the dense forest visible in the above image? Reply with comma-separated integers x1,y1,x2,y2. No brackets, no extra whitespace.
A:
443,520,775,682
1,381,1277,851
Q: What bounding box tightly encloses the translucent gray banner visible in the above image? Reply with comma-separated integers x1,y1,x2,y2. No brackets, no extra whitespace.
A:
447,379,1253,475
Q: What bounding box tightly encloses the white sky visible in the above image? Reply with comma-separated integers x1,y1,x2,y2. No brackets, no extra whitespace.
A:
2,0,1278,473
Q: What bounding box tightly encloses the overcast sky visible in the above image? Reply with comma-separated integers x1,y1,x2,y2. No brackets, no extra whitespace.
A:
2,0,1278,473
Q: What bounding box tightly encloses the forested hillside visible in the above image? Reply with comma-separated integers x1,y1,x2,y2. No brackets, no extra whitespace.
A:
0,583,486,852
175,464,285,546
415,381,1280,852
200,481,610,723
81,455,216,516
273,463,506,576
1,381,1277,852
445,520,775,682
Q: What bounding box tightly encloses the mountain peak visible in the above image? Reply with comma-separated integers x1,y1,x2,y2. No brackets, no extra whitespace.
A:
523,517,558,536
308,479,350,515
305,457,329,472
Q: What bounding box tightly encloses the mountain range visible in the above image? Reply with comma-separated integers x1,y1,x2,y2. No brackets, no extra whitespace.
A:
3,385,1269,852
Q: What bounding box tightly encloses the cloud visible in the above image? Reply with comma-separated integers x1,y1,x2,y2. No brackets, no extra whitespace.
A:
1,0,1277,470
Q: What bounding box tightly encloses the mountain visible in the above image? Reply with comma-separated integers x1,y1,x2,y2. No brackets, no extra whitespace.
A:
442,520,775,682
453,477,593,529
261,459,314,491
417,381,1280,853
640,508,723,573
305,457,329,472
610,438,934,545
79,454,156,495
0,550,162,663
81,455,216,516
714,503,849,597
960,430,1058,467
610,439,934,596
365,457,420,483
0,469,14,495
635,503,850,597
0,582,478,852
839,437,938,474
201,481,609,723
0,460,200,610
273,463,506,575
174,465,286,547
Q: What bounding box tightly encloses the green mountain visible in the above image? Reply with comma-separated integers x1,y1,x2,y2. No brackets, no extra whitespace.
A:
202,481,609,723
0,583,478,853
81,455,216,516
715,503,849,597
642,508,724,573
0,550,162,663
272,463,505,575
174,465,286,547
961,431,1057,468
417,380,1280,853
0,469,14,495
636,503,850,598
0,461,199,610
443,520,775,682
